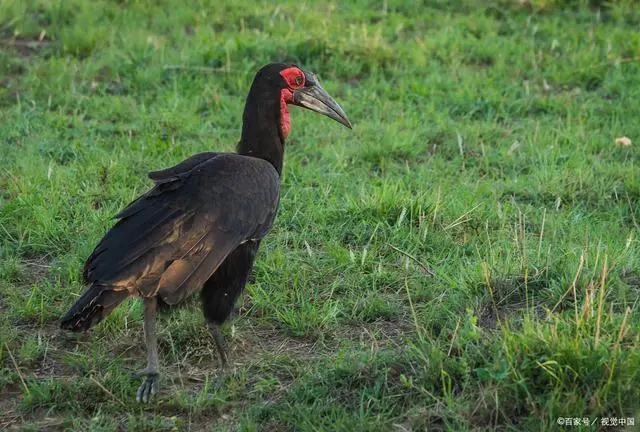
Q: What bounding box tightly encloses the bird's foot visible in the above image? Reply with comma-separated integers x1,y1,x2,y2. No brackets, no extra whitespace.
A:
214,369,226,389
207,322,228,389
136,373,159,403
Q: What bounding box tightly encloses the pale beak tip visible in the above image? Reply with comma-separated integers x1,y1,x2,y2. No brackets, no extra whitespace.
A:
339,116,353,129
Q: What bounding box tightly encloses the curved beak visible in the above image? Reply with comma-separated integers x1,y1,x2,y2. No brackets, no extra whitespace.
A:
292,75,352,129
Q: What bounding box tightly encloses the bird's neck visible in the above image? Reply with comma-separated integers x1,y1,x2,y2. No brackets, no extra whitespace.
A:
237,93,285,175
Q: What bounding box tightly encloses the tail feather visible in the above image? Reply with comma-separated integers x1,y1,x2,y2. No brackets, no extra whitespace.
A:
60,285,129,332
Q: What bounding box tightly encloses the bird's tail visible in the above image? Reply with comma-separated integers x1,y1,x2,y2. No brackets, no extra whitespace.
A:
60,285,129,332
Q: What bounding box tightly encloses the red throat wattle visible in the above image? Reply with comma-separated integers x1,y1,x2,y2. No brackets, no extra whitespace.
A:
279,88,293,138
278,67,305,139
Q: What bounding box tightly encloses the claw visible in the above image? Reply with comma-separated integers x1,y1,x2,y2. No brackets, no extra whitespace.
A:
136,373,159,403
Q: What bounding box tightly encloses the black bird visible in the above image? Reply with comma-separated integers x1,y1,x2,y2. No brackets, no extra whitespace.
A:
60,63,351,402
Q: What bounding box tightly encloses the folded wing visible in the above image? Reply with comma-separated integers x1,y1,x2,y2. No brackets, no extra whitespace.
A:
82,152,280,305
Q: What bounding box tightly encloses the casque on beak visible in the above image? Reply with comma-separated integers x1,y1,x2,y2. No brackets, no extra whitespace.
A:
292,73,352,129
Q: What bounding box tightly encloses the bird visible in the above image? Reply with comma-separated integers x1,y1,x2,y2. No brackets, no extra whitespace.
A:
59,63,352,403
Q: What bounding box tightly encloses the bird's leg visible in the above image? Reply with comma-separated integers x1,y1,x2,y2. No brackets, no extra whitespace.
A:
136,296,159,403
206,321,228,387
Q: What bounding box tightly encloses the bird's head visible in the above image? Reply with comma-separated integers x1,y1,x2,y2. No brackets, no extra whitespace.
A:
253,63,352,138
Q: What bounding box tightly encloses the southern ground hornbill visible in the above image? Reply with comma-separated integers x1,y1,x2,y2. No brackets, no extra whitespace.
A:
60,63,351,402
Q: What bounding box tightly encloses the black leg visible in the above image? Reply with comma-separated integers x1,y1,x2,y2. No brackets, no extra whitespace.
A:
136,296,159,403
207,321,228,387
201,241,261,388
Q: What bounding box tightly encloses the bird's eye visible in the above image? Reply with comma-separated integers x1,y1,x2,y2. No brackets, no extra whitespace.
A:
280,67,305,88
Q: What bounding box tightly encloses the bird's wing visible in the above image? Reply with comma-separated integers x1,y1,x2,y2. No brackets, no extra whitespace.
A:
147,152,218,183
83,153,280,305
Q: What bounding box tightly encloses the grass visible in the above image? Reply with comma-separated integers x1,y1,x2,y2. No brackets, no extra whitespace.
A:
1,0,639,430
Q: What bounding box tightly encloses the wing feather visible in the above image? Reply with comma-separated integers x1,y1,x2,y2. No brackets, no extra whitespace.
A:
81,152,280,307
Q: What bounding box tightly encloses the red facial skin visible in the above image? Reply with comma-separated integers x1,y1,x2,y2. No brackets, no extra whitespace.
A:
278,67,305,138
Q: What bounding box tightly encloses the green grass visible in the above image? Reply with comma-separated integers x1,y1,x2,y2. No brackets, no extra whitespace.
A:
1,0,639,430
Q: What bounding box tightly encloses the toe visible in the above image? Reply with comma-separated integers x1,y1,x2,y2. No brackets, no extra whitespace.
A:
136,383,145,403
150,376,158,396
142,386,150,403
136,376,158,403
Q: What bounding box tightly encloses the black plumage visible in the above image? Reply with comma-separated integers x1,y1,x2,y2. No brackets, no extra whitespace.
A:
60,63,351,402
